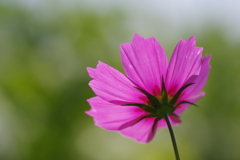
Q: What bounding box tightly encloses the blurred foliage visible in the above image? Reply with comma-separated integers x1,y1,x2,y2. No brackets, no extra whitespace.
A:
0,2,127,160
0,2,240,160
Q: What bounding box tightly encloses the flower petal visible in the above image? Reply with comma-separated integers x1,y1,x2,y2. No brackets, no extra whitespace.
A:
86,97,145,130
181,54,211,100
119,117,157,143
166,36,203,95
87,61,145,105
157,116,182,129
119,116,181,143
120,33,168,95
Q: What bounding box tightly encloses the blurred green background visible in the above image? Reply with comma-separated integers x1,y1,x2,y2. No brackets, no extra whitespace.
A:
1,1,240,160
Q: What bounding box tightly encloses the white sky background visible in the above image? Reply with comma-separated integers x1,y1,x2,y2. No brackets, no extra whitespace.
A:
3,0,240,42
82,0,240,43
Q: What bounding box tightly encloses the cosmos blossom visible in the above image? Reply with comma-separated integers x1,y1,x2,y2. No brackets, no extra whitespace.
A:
86,33,211,143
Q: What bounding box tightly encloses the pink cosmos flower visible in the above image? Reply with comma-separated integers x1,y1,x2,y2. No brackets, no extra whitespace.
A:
86,33,211,143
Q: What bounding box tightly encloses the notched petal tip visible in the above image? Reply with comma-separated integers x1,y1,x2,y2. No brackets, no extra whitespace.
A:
86,61,104,70
85,110,94,116
178,35,196,47
132,33,143,39
187,35,196,46
204,54,212,66
86,67,96,78
86,61,106,78
177,35,197,48
86,97,95,103
96,61,105,66
132,33,156,44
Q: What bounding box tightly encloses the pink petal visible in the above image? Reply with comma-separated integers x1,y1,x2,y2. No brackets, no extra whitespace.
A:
86,97,145,130
119,117,157,143
157,115,182,128
166,36,203,95
120,33,168,96
181,54,212,100
87,61,145,105
174,92,206,115
119,116,181,143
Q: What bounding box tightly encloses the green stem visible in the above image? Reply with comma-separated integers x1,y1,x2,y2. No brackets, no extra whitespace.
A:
164,114,180,160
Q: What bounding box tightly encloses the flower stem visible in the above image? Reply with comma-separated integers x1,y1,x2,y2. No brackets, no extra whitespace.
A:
164,114,180,160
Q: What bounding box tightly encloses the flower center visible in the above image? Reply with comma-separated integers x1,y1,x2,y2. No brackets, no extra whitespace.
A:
123,78,196,119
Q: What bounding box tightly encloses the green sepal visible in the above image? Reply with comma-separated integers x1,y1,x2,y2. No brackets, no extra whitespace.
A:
122,103,156,114
135,87,161,108
170,83,194,106
131,114,156,127
151,117,162,135
175,101,198,108
161,77,168,104
174,101,198,112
